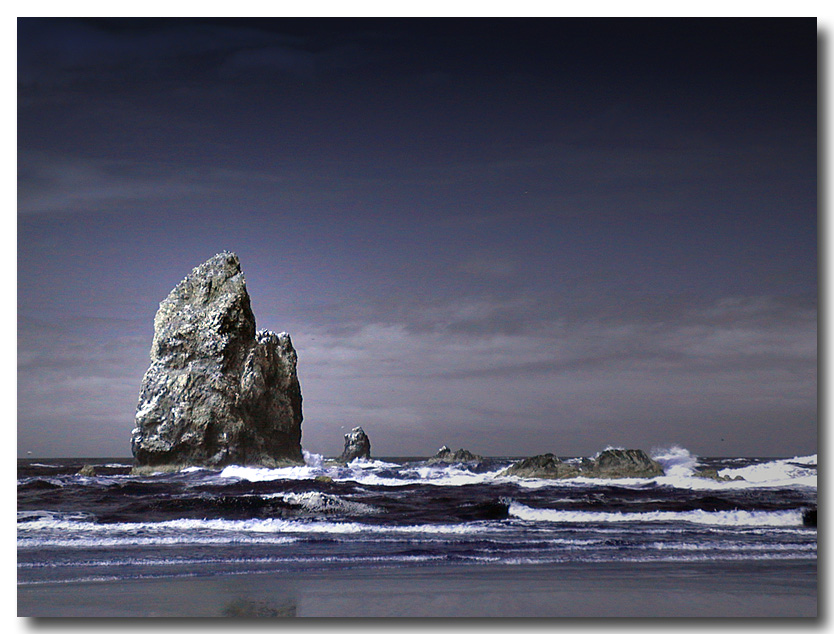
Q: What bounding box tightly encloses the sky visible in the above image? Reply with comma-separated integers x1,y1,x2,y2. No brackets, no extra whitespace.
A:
17,18,817,459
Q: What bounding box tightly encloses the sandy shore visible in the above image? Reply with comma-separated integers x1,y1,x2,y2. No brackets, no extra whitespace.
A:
18,559,816,618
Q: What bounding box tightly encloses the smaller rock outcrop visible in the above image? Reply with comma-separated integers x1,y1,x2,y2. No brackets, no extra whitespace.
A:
693,467,744,482
501,453,580,479
502,448,664,479
586,448,664,478
428,445,485,465
339,427,371,462
77,464,96,477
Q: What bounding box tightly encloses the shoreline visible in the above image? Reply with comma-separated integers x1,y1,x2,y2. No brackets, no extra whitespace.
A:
18,559,817,618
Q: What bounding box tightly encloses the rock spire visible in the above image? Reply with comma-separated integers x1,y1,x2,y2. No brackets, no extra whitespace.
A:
131,252,303,469
339,426,371,462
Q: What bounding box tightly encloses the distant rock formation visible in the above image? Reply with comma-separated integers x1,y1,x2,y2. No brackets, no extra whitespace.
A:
428,445,485,465
77,464,96,477
339,426,371,462
502,448,663,479
131,252,303,470
693,467,744,482
586,448,664,478
501,453,581,479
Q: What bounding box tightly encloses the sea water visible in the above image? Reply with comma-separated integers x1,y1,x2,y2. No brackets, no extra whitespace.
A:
17,448,816,588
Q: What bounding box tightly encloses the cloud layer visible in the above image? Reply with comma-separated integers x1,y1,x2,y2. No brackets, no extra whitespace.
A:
18,19,816,458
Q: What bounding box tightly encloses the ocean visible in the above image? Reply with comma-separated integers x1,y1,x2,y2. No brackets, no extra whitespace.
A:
17,447,817,617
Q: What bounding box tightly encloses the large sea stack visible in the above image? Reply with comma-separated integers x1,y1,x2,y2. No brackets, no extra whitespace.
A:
131,252,303,470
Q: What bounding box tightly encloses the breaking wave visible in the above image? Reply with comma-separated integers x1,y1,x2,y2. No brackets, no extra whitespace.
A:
651,445,698,477
508,502,804,527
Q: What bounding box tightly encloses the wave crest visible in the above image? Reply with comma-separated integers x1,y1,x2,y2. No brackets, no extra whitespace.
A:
651,445,698,477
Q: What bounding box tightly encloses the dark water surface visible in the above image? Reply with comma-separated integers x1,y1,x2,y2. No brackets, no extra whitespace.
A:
18,448,816,616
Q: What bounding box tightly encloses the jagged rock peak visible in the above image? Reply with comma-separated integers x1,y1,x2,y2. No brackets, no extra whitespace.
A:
339,426,371,463
131,252,303,470
150,251,255,365
428,445,485,464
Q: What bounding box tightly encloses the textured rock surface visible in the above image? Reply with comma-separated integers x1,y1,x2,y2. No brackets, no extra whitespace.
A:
502,449,663,479
586,449,664,478
339,427,371,462
77,464,96,477
428,445,485,464
131,252,303,469
501,453,581,479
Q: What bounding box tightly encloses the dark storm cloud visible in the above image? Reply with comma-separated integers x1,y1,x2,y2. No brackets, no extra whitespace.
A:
17,18,309,87
17,18,817,458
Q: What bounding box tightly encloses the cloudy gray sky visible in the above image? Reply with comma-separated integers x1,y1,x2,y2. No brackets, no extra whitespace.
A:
18,18,817,458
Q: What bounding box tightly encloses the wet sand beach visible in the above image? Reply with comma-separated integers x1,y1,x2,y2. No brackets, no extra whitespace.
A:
18,559,816,618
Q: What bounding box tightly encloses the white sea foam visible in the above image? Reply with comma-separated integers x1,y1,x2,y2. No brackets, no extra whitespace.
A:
651,445,698,477
303,450,325,467
218,464,319,482
344,458,402,469
279,491,381,515
504,448,817,491
590,445,625,458
17,514,508,550
219,459,509,488
398,464,508,487
639,541,816,553
18,510,95,523
464,552,817,566
17,535,301,549
508,502,804,527
717,455,817,487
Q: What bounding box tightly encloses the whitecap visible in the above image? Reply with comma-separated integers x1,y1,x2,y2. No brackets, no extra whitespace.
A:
507,501,804,527
279,491,381,515
651,445,698,477
717,456,817,487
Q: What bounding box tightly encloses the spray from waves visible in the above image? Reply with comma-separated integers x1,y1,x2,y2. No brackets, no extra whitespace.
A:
303,450,324,467
718,455,817,486
590,445,625,459
508,502,804,527
651,446,699,477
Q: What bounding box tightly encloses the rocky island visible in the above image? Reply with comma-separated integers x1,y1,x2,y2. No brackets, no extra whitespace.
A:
131,252,303,471
338,426,372,462
502,448,664,479
428,445,484,465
